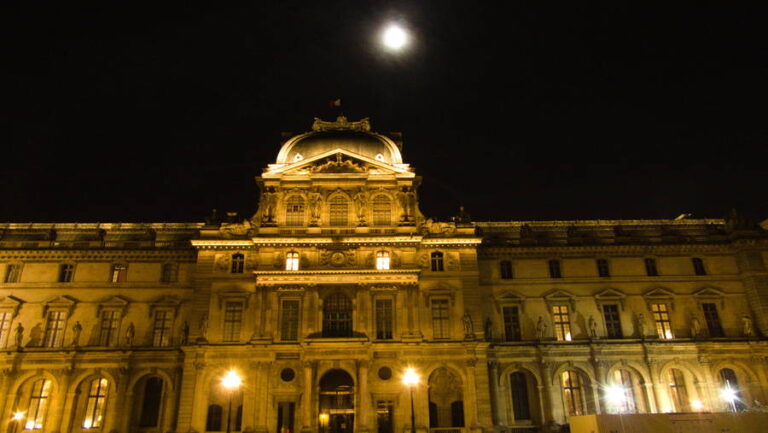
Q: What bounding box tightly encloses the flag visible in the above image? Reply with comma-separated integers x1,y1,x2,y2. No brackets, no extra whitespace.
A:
329,99,341,108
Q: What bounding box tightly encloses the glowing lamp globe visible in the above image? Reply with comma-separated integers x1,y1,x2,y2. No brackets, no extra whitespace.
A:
382,24,409,51
221,370,242,390
402,368,419,387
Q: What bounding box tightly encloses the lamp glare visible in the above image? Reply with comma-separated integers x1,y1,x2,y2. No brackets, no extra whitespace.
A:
382,24,408,51
402,367,419,386
221,370,242,390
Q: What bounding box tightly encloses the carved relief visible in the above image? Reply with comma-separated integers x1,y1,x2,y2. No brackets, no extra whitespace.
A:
319,249,356,267
312,115,371,132
311,153,365,173
214,254,231,272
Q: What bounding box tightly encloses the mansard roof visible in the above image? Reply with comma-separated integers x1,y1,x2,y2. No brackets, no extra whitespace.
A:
275,116,403,165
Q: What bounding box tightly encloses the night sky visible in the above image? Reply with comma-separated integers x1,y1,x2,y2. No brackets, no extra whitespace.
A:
3,3,767,223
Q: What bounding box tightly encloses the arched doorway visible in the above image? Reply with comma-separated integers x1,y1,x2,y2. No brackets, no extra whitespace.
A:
319,369,354,433
130,376,165,433
428,367,464,428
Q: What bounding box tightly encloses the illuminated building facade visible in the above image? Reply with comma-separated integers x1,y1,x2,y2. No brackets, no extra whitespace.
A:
1,116,767,433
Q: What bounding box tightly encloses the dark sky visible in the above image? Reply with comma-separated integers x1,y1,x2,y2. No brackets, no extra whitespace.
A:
3,2,767,223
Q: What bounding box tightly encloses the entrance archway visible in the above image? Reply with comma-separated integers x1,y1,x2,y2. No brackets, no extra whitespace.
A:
319,369,354,433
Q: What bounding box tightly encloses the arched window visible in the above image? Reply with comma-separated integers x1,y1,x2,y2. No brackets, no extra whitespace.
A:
25,379,52,430
372,195,392,226
285,252,300,271
323,293,353,337
428,367,464,427
719,368,745,411
667,369,690,412
510,372,531,420
82,378,109,429
139,377,164,427
285,196,305,227
499,260,513,279
329,196,349,227
206,404,223,432
231,253,245,274
376,251,390,270
561,370,586,416
431,252,444,272
609,370,637,413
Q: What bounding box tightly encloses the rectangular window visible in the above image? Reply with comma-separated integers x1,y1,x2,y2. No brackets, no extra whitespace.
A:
502,306,521,341
161,263,178,283
431,299,450,339
552,305,572,341
99,310,121,346
59,264,75,282
692,257,706,276
25,379,51,430
276,402,295,433
43,311,67,348
222,302,244,342
4,264,21,283
285,252,300,271
279,299,300,341
110,264,128,283
231,254,245,274
602,304,623,339
651,303,673,339
375,299,393,340
376,401,394,433
0,311,11,348
500,260,513,279
596,259,610,277
702,303,724,337
431,252,445,272
668,369,690,412
548,259,562,278
152,310,172,347
644,258,658,276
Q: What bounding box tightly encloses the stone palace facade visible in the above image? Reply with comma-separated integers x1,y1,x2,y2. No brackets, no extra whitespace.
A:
1,116,768,433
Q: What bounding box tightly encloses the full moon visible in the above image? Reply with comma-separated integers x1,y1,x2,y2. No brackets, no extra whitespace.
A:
381,24,409,51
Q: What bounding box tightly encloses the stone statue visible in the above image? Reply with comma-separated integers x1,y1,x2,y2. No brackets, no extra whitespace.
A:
308,188,323,224
691,316,701,338
353,189,368,224
125,322,135,347
71,321,83,347
742,314,755,337
588,315,598,339
199,314,209,341
182,321,190,345
462,313,474,337
636,313,647,339
261,187,277,223
536,316,548,340
14,323,23,348
484,317,493,340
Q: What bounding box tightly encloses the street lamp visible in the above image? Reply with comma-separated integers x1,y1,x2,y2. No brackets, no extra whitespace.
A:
721,381,738,412
402,368,420,433
11,412,24,433
318,412,329,433
221,370,242,433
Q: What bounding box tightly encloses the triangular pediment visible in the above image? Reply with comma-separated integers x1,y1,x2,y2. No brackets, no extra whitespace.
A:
693,287,725,298
270,148,411,176
499,290,526,301
543,289,576,301
594,288,626,300
643,287,675,299
0,296,23,318
42,295,78,317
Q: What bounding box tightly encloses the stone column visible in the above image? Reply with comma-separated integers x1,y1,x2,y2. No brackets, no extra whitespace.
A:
646,360,666,413
302,361,315,433
48,368,73,433
463,358,479,429
592,361,606,414
487,361,504,426
0,368,17,433
643,383,657,413
104,368,129,433
176,360,206,433
255,361,270,433
358,360,370,433
540,361,562,425
697,358,717,411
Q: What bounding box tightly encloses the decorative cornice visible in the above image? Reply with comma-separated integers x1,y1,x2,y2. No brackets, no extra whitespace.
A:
254,269,420,286
0,250,196,261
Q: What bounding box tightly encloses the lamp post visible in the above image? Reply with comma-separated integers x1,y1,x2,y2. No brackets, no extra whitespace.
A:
402,368,419,433
221,370,242,433
319,412,329,433
721,380,738,412
11,412,24,433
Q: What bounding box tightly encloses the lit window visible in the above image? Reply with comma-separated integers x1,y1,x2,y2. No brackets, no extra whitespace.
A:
59,264,75,283
110,264,127,283
692,257,706,276
152,310,172,347
231,254,245,274
430,252,445,272
561,371,586,416
222,302,243,342
596,259,610,277
99,310,120,346
43,311,67,348
372,195,392,226
285,252,300,271
499,260,513,279
25,379,51,430
644,258,658,276
4,264,22,283
548,259,562,278
651,303,673,339
376,251,390,270
82,378,109,429
285,196,305,227
329,195,349,227
552,305,572,341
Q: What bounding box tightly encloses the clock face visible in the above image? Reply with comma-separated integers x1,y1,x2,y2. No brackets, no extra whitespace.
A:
330,252,347,266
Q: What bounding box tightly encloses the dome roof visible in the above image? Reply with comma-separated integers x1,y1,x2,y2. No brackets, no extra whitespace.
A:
275,116,403,165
